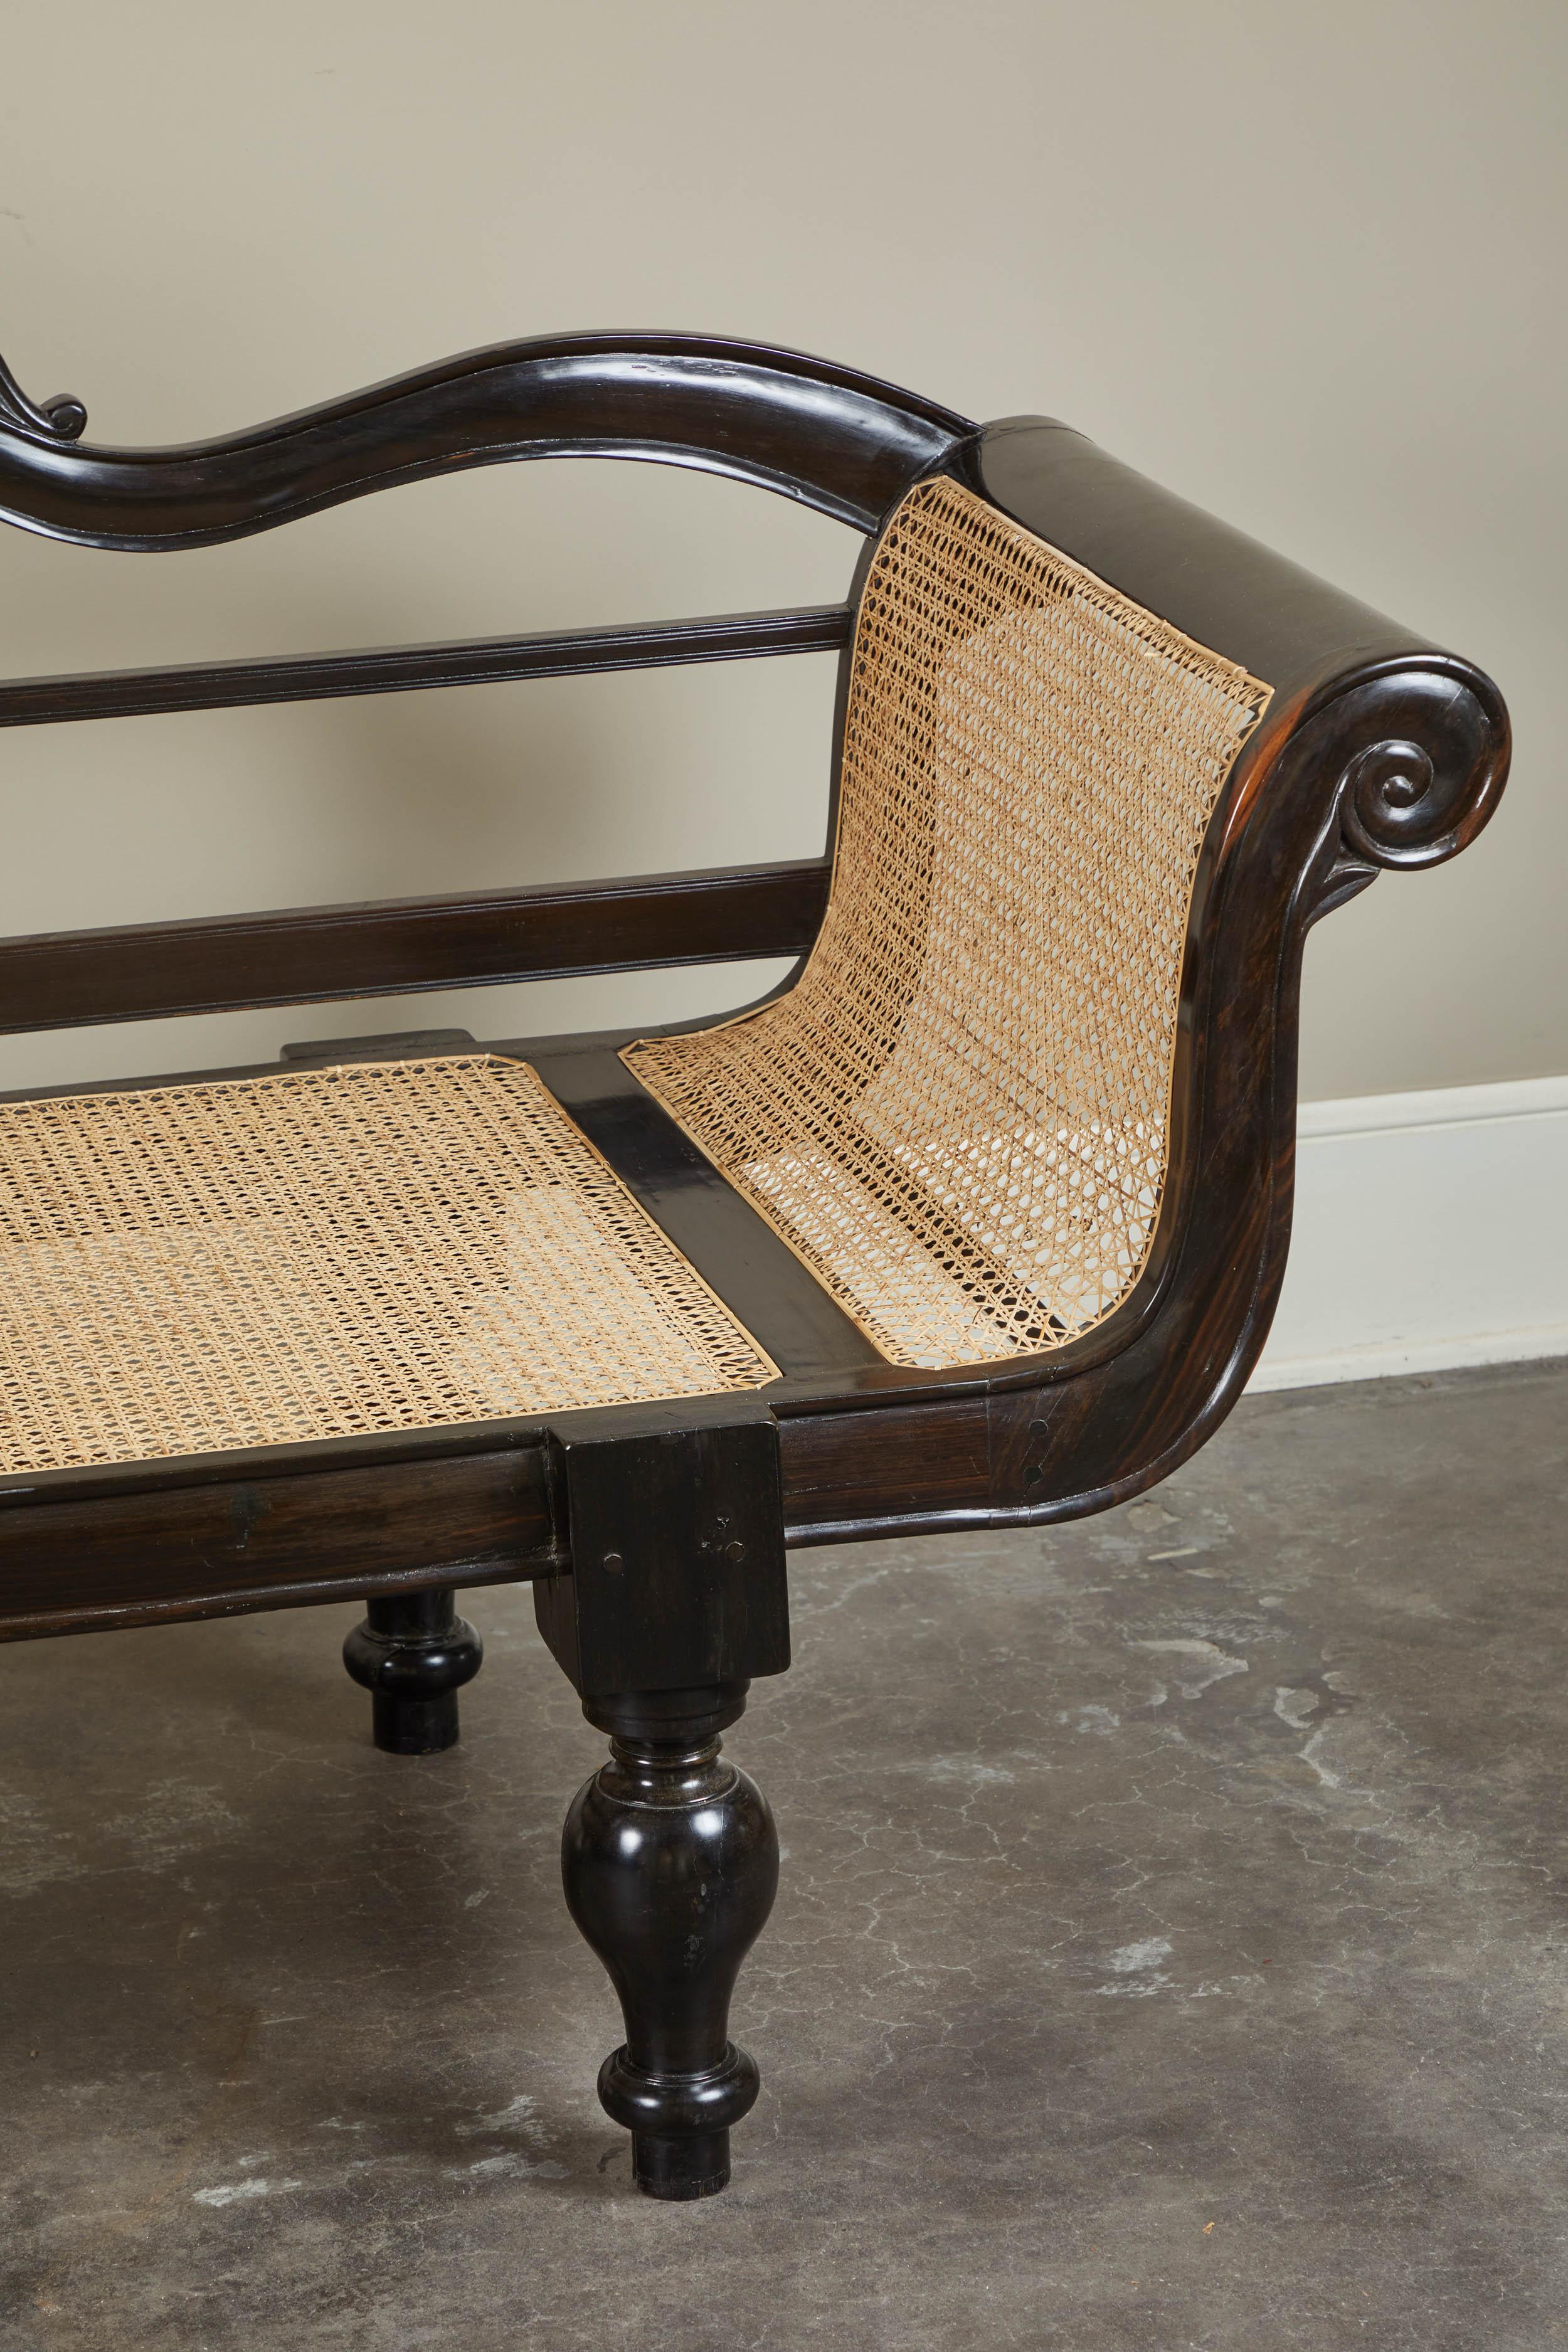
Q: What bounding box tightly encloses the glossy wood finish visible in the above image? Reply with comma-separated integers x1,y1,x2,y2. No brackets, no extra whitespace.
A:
536,1407,787,2195
0,857,832,1033
971,420,1428,694
0,349,87,443
0,603,850,731
341,1586,484,1754
563,1680,777,2199
0,332,970,545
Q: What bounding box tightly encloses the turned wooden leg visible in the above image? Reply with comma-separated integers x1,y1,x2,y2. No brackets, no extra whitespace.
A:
342,1587,483,1754
563,1678,778,2200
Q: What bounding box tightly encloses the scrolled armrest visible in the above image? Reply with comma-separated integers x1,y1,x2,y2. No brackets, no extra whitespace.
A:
974,409,1509,892
1320,659,1508,872
965,414,1510,1525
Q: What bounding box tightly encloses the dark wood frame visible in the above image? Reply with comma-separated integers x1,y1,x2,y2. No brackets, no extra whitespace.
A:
0,331,1509,2196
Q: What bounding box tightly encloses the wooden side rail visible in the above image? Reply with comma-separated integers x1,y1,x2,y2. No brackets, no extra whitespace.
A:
0,857,834,1033
0,604,852,729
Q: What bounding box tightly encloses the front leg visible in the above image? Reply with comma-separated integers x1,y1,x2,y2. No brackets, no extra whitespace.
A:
563,1680,778,2198
537,1399,790,2196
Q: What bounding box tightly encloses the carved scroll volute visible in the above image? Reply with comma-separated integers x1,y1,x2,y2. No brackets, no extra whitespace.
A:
1330,659,1510,871
0,347,87,444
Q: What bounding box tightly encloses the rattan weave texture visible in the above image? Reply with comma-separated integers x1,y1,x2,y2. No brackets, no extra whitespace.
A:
625,477,1271,1370
0,1055,777,1474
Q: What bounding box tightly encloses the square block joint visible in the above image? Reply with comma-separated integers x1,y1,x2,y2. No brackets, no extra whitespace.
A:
535,1397,789,1699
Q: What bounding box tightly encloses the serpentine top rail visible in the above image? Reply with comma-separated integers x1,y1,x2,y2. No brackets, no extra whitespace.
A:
0,332,974,546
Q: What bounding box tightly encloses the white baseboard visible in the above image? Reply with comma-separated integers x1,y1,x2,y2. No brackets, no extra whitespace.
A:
1248,1074,1568,1394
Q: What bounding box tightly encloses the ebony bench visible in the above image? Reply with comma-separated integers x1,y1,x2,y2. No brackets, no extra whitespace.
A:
0,332,1508,2195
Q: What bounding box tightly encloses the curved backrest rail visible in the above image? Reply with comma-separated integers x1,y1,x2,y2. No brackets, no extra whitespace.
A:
0,604,852,730
0,334,974,547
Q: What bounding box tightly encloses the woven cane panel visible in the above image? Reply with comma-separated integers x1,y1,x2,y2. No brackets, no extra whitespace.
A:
0,1055,776,1475
625,477,1271,1370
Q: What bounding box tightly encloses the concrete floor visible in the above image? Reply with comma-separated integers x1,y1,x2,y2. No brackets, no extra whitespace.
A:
3,1359,1567,2351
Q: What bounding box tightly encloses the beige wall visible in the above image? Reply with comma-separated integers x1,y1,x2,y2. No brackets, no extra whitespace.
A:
1,0,1561,1101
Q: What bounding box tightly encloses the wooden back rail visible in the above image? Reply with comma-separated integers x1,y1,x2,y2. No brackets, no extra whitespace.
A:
0,603,847,1034
0,331,969,1037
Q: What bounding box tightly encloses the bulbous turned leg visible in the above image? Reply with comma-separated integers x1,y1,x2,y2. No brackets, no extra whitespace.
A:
342,1587,482,1754
563,1679,778,2200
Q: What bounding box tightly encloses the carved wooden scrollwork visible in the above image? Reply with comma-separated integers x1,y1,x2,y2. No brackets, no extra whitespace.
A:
0,349,86,443
1328,662,1510,873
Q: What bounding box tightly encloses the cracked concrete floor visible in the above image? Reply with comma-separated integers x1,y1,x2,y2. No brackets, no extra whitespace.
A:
3,1358,1567,2351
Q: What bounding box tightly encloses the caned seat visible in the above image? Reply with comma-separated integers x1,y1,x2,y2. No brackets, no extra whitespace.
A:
0,329,1508,2201
0,1055,776,1475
